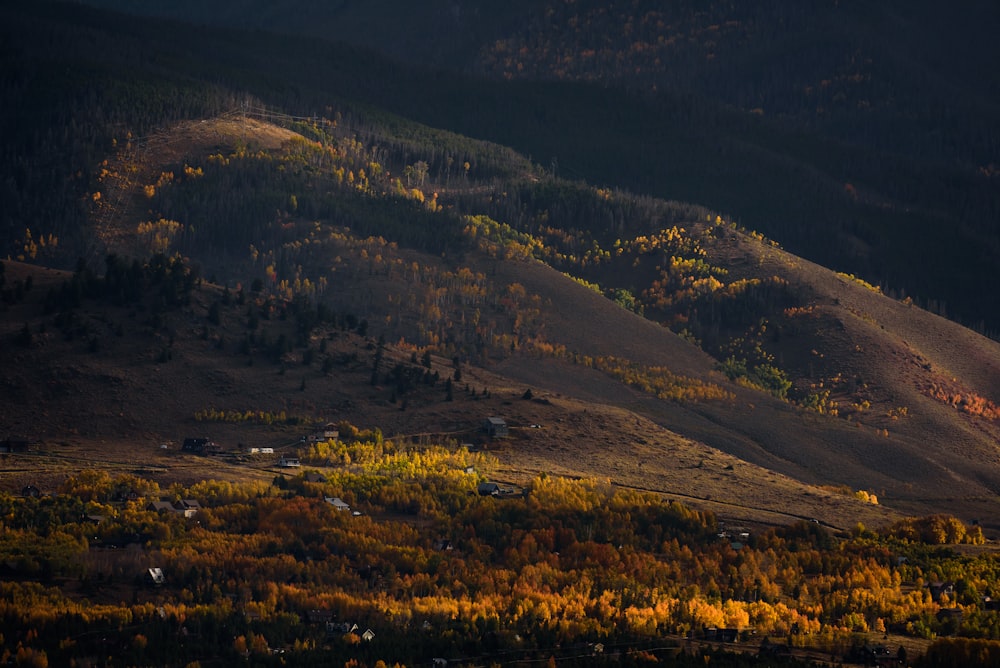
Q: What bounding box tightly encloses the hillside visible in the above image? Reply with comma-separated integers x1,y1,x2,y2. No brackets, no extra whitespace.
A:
68,0,1000,337
3,109,1000,536
1,3,999,530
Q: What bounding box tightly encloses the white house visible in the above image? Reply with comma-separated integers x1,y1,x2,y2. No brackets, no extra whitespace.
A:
325,496,350,511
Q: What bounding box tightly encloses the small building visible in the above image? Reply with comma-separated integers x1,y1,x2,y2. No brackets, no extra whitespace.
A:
305,472,328,484
704,627,739,643
146,567,165,586
327,622,358,636
179,499,201,517
482,417,508,438
307,609,334,624
929,581,955,603
308,422,340,443
112,489,141,503
325,496,350,511
0,438,36,454
182,437,211,454
361,628,376,642
21,484,41,498
278,456,301,468
478,482,501,496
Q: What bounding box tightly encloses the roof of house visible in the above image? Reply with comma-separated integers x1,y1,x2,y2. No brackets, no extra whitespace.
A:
147,501,177,512
325,496,350,509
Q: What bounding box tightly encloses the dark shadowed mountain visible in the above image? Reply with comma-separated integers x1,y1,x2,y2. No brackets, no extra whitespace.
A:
70,0,1000,335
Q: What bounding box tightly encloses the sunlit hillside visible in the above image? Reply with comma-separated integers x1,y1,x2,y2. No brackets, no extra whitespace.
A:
4,4,1000,665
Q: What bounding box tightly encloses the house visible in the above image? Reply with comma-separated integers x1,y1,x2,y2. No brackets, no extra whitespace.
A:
327,622,358,636
0,438,36,453
478,482,501,496
361,628,376,642
305,472,328,484
937,607,964,624
146,567,165,586
929,581,955,603
278,456,301,468
703,627,739,642
307,422,340,443
182,437,211,454
179,499,201,517
147,501,177,513
112,489,141,503
325,497,350,511
307,609,334,624
482,417,508,438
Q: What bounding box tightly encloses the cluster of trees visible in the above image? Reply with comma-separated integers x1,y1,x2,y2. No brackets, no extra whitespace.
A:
2,436,1000,665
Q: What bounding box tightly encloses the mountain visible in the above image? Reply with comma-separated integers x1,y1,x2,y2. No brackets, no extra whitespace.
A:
2,2,1000,534
71,0,1000,337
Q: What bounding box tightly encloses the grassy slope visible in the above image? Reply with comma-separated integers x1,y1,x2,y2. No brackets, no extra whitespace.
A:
4,115,1000,535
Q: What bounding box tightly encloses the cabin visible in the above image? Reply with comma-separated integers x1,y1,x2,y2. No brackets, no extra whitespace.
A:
929,581,955,603
147,501,177,513
182,437,211,454
325,496,350,511
1,438,37,454
112,489,141,502
305,472,328,484
278,456,301,468
146,567,165,586
478,482,501,496
21,484,41,498
703,627,739,643
327,622,358,636
307,609,334,624
307,422,340,443
361,628,376,642
482,417,508,438
179,499,201,517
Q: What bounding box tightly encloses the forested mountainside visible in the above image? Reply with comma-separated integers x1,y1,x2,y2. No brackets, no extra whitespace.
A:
69,0,1000,337
3,0,1000,521
5,4,1000,665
